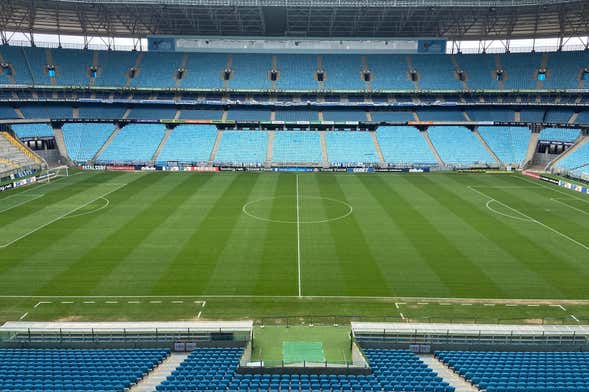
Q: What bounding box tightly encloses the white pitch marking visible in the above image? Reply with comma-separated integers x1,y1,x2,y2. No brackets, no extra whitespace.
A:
171,300,184,304
417,302,429,305
571,315,580,322
461,303,473,306
149,301,162,304
83,301,95,304
33,301,51,308
483,304,495,306
19,312,28,320
0,181,131,249
296,174,302,298
399,313,406,320
128,301,140,304
558,305,567,311
197,311,202,319
0,171,85,202
394,303,400,309
469,186,589,252
62,197,110,220
201,301,207,307
61,301,74,304
0,194,44,214
527,304,540,307
551,198,589,216
506,304,518,307
105,301,118,304
439,303,451,306
485,199,533,222
516,175,589,204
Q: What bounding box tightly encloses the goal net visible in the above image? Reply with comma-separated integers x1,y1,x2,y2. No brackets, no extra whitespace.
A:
37,165,70,183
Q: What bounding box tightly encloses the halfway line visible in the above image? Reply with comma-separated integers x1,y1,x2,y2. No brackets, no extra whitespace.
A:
296,174,302,297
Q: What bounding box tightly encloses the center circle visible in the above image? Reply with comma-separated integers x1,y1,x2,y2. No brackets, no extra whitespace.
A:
242,196,353,224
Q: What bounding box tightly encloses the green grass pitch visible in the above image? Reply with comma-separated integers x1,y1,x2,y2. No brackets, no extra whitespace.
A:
1,170,589,324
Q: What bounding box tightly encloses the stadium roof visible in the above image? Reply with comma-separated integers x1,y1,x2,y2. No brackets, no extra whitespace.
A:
1,0,588,42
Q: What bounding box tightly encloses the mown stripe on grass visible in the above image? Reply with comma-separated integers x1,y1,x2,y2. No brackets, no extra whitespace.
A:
354,175,453,298
423,174,586,298
152,173,260,295
313,174,390,296
30,173,193,296
368,175,503,298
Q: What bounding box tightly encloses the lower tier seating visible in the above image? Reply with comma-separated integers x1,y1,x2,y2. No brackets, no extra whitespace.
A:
435,351,589,392
272,131,323,164
478,126,530,166
376,126,437,165
538,127,581,142
11,123,54,138
214,130,268,165
97,124,166,164
0,348,170,392
157,348,454,392
0,132,41,174
157,124,218,164
62,123,116,162
555,138,589,170
326,131,379,165
428,126,495,166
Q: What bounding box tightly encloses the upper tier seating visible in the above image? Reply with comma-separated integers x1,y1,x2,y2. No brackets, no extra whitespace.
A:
62,123,116,162
519,108,546,122
1,45,589,91
500,52,543,90
545,109,574,124
435,351,589,392
538,127,581,142
275,55,319,90
230,54,273,90
157,348,454,392
214,130,268,164
467,109,515,122
555,139,589,170
576,112,589,125
412,55,462,90
325,131,379,165
97,123,166,163
157,124,217,164
428,126,495,166
51,48,93,86
0,348,169,392
478,126,531,166
0,106,18,119
416,109,465,122
272,131,323,163
11,123,54,138
376,126,437,165
130,52,182,88
322,55,366,91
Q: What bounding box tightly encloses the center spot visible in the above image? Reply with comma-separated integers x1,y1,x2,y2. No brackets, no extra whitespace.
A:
242,196,352,224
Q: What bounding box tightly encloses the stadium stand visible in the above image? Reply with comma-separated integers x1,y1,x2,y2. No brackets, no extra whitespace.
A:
576,112,589,125
0,106,18,119
428,126,495,166
454,53,498,90
78,105,127,120
19,105,73,119
214,130,268,165
478,126,531,166
272,131,323,164
274,110,319,122
180,53,227,89
130,52,182,88
500,52,543,90
376,126,437,165
0,348,169,392
466,108,515,122
411,55,462,90
555,139,589,170
227,109,272,121
179,109,224,120
435,351,589,392
275,54,319,90
322,109,367,122
51,48,93,86
544,109,574,124
230,54,273,90
0,132,42,172
94,49,139,87
62,123,116,162
97,123,166,163
157,125,218,164
11,123,54,138
519,108,546,122
156,348,455,392
366,55,414,90
544,51,589,89
370,111,415,122
325,131,379,165
126,106,177,120
322,55,365,91
416,109,465,122
538,127,581,142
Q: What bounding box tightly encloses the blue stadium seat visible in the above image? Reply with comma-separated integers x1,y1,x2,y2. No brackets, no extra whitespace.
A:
62,123,116,162
428,126,495,166
272,131,323,164
478,126,530,166
538,127,581,142
97,123,166,164
157,125,218,164
214,130,268,165
11,123,54,138
326,131,379,165
376,126,437,165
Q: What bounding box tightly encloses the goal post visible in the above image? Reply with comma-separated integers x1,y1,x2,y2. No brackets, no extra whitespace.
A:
37,165,69,183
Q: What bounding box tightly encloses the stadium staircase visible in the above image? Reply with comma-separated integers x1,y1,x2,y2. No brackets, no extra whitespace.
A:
370,131,385,164
1,132,44,165
568,112,580,124
130,352,190,392
152,127,173,163
92,125,122,162
421,129,445,166
473,128,501,166
320,131,329,166
52,126,70,162
266,130,274,166
209,130,223,162
546,135,589,170
523,132,540,167
419,355,480,392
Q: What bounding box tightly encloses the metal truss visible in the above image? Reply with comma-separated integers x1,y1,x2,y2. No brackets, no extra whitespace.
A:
0,0,588,45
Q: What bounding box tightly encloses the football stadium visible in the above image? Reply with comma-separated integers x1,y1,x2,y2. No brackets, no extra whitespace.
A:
1,0,589,391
